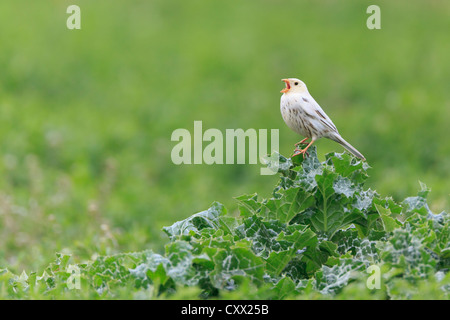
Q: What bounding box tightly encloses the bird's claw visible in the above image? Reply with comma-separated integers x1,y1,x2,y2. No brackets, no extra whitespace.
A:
292,148,309,158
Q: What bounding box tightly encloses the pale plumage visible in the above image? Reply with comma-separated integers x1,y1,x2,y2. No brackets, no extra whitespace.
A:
280,78,365,160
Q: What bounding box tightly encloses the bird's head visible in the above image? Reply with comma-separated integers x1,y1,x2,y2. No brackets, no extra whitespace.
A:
280,78,308,94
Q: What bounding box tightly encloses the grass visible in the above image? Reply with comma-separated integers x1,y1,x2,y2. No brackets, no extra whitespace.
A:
0,0,449,288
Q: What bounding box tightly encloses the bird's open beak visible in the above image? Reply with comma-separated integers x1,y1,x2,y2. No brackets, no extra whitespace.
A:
280,79,290,93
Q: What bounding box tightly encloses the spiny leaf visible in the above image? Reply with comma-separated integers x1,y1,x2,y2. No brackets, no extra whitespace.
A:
375,203,402,232
261,187,315,223
163,202,228,239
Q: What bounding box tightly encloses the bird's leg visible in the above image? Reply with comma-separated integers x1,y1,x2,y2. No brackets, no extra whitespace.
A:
293,138,310,156
294,137,309,147
292,140,315,158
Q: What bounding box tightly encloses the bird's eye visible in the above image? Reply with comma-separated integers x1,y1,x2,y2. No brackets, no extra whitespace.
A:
294,82,299,86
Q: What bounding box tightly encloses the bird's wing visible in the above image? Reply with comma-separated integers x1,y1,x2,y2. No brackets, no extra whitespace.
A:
302,93,339,133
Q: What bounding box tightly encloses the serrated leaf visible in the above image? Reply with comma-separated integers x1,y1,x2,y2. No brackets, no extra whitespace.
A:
266,228,318,276
271,277,297,299
239,215,289,257
310,170,345,236
333,176,355,198
375,203,402,232
211,247,265,289
163,202,228,239
261,187,315,223
235,193,261,217
326,152,368,183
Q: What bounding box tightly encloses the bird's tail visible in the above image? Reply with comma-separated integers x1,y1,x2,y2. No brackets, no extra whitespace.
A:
329,134,366,161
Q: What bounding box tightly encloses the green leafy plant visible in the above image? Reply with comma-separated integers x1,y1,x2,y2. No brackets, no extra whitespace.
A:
1,147,448,299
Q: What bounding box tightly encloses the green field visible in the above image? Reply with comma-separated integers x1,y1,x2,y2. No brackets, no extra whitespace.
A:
0,1,449,299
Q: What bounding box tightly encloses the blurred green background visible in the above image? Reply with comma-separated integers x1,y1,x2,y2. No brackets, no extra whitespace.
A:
0,0,449,272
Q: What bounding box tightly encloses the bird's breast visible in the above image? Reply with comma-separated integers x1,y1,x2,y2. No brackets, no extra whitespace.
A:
280,96,314,138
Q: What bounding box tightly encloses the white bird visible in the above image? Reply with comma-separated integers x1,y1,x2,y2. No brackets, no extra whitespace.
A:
280,78,366,161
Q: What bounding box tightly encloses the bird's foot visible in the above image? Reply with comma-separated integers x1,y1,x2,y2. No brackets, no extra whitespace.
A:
292,148,309,158
292,140,314,159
